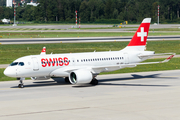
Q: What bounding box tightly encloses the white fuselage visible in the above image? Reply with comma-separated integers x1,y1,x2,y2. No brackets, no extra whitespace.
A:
4,49,153,78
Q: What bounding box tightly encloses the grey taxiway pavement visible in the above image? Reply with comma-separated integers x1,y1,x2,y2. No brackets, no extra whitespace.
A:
0,70,180,120
0,24,179,29
1,36,180,44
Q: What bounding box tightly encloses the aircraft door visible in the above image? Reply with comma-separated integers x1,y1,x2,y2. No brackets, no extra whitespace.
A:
32,57,39,71
124,53,129,64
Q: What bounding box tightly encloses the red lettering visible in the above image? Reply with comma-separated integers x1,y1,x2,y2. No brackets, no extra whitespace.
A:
47,58,51,66
41,57,69,67
41,58,47,67
64,57,69,66
58,57,63,66
53,58,58,66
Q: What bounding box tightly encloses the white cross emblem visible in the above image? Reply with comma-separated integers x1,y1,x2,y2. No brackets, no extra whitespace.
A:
137,27,147,42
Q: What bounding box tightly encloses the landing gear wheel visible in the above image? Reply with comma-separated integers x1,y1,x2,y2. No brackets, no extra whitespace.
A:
65,77,70,83
17,77,25,88
90,78,98,85
18,84,24,88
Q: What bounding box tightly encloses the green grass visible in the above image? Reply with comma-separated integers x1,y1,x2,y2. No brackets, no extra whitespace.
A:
0,32,180,39
0,40,179,64
1,58,179,81
0,32,133,38
149,28,180,31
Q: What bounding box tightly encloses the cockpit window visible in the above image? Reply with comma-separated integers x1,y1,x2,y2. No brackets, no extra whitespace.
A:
10,62,18,66
10,62,24,66
18,62,24,66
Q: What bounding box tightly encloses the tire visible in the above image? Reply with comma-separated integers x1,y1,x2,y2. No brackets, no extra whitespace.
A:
65,77,70,83
18,84,24,88
90,78,98,85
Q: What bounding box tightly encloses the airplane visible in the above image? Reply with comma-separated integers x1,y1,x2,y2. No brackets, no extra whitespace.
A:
4,18,175,88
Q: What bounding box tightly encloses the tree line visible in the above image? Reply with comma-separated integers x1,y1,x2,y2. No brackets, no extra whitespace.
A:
0,0,180,23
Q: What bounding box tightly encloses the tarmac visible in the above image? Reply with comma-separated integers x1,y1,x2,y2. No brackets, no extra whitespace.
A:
0,70,180,120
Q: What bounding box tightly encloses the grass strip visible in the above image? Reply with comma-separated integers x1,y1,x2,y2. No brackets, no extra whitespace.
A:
149,28,180,31
0,32,180,39
0,40,179,64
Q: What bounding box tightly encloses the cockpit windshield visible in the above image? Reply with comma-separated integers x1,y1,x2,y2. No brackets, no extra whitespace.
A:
10,62,24,66
18,62,24,66
10,62,18,66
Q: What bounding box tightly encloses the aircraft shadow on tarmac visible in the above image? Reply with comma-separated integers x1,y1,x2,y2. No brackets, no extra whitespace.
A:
11,78,72,88
98,73,176,87
11,73,176,88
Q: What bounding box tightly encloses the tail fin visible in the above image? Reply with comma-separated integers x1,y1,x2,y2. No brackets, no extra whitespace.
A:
40,47,46,55
124,18,151,51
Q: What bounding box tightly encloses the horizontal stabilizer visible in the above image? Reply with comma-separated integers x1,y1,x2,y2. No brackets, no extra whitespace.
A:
137,53,175,65
138,53,175,59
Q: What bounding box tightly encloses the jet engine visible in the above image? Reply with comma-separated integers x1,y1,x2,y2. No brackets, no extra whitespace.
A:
31,76,50,80
69,69,93,84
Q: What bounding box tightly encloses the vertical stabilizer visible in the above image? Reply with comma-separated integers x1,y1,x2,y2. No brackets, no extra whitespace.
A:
124,18,151,51
40,47,46,55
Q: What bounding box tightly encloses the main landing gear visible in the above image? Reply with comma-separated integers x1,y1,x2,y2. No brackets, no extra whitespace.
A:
65,77,70,83
17,78,25,88
90,78,98,85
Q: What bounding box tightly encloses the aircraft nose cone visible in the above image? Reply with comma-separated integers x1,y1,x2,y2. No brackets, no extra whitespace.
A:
4,67,16,77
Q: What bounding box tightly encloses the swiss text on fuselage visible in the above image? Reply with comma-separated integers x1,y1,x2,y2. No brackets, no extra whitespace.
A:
41,57,69,67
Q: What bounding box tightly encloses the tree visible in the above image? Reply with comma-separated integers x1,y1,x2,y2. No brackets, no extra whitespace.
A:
79,0,90,22
104,0,113,19
0,6,4,19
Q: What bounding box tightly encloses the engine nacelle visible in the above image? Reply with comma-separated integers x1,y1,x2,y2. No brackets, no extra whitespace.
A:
69,69,93,84
31,76,50,80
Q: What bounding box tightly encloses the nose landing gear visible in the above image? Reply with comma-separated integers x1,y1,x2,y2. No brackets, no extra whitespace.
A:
17,78,25,88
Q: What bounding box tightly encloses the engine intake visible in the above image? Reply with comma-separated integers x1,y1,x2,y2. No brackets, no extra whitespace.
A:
69,69,92,84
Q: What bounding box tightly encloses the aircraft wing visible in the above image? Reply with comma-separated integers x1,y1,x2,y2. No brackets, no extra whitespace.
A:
138,53,175,59
91,54,175,73
62,54,175,74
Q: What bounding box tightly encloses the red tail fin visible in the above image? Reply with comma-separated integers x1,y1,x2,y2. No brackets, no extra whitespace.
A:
128,18,151,46
40,47,46,55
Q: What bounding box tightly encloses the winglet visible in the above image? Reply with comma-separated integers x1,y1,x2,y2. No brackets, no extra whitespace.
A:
162,54,175,63
40,47,46,55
